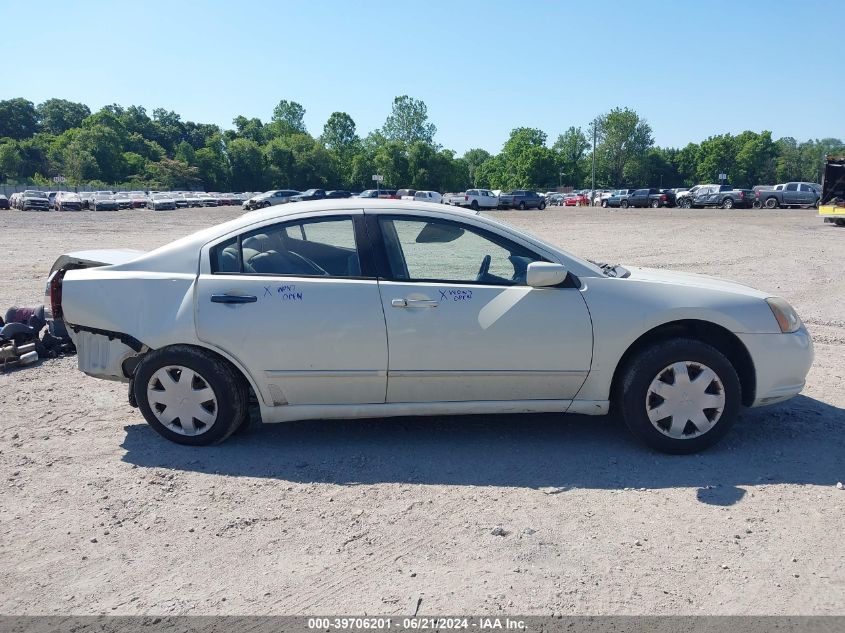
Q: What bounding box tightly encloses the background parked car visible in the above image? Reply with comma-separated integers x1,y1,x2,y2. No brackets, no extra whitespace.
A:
755,182,820,209
687,185,753,209
325,190,352,199
412,190,443,204
147,193,177,211
397,189,417,199
0,195,9,210
564,192,590,207
449,189,498,210
291,188,326,202
91,193,119,211
243,190,300,210
604,189,636,208
20,190,51,211
498,190,546,210
55,191,82,211
621,188,676,208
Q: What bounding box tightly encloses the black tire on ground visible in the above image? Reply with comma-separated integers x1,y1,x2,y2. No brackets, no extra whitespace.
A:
616,338,741,454
764,197,778,209
680,198,692,209
722,197,734,209
133,345,248,446
836,219,845,227
620,200,629,209
814,199,820,209
650,199,660,208
601,200,608,208
752,200,762,209
518,201,526,210
539,202,546,210
470,200,479,211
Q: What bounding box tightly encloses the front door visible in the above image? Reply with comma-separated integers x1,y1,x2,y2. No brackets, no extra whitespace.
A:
371,214,593,403
195,213,387,406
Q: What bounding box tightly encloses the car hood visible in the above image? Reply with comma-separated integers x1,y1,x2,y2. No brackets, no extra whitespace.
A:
624,266,770,299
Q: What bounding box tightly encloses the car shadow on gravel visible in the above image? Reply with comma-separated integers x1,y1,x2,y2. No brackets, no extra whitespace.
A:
120,394,844,506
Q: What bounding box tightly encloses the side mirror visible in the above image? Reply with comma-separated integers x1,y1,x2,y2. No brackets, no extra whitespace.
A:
526,262,567,287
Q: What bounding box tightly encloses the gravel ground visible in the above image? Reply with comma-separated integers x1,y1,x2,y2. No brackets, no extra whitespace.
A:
0,205,843,615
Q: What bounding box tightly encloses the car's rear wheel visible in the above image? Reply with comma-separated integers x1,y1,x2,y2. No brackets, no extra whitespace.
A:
722,197,734,209
620,200,629,209
601,200,608,208
134,345,248,445
650,199,660,208
764,197,778,209
518,201,526,210
617,338,740,454
470,200,479,211
539,201,546,210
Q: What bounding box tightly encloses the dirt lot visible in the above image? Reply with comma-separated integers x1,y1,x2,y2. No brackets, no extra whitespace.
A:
0,205,843,615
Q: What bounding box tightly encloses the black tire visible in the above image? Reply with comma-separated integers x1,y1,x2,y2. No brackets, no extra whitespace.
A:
650,199,660,208
620,199,629,209
133,345,248,446
764,197,778,209
722,197,734,209
470,200,479,211
680,198,691,209
814,199,820,209
601,200,608,208
518,201,526,210
616,338,741,454
539,201,546,210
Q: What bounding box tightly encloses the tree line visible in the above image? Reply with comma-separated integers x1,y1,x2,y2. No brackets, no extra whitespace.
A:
0,96,841,192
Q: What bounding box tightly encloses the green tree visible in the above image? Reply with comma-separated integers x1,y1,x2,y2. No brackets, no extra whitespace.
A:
228,138,265,191
552,127,589,187
0,141,23,181
271,100,307,136
0,98,39,139
596,108,653,187
175,141,196,165
147,158,201,190
497,128,556,189
462,148,491,187
322,112,360,187
232,116,266,144
382,95,436,146
36,99,91,135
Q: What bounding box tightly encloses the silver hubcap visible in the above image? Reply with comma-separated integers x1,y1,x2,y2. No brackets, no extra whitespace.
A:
646,361,725,439
147,365,218,436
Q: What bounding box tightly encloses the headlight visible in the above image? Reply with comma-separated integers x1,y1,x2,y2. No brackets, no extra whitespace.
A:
766,297,802,333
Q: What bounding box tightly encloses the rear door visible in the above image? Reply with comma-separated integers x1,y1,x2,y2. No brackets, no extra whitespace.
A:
783,183,799,205
369,213,593,403
195,212,388,407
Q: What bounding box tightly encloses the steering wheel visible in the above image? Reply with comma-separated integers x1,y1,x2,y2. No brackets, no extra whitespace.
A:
477,254,491,280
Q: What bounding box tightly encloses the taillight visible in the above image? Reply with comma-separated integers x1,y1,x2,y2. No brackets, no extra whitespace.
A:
464,195,468,201
661,194,667,200
755,191,760,198
47,269,66,319
739,191,745,198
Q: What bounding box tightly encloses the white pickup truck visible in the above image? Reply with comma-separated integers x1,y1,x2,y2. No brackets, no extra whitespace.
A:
446,188,499,211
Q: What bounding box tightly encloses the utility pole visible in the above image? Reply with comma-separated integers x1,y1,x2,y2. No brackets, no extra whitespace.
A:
591,119,597,205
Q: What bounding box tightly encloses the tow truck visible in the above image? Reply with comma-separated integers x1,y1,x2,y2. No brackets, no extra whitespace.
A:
819,155,845,226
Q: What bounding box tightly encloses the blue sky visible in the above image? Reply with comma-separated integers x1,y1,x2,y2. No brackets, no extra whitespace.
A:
4,0,842,154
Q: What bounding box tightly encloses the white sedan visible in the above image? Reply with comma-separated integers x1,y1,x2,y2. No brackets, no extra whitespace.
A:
46,200,813,453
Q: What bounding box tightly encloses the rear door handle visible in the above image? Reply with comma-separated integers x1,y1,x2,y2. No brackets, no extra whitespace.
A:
211,294,257,304
392,298,438,308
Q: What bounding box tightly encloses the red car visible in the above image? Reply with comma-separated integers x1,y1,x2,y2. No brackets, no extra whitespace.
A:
564,193,590,206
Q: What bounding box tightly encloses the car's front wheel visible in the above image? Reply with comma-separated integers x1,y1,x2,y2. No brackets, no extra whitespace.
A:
617,338,740,454
134,345,248,445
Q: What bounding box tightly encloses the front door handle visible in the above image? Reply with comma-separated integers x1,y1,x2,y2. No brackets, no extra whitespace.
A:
392,298,438,308
211,294,257,304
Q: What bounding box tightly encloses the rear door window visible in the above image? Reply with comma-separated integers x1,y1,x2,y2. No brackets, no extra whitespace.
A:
211,216,362,277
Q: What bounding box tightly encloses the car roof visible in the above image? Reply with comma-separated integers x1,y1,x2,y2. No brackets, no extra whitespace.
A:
243,198,480,223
